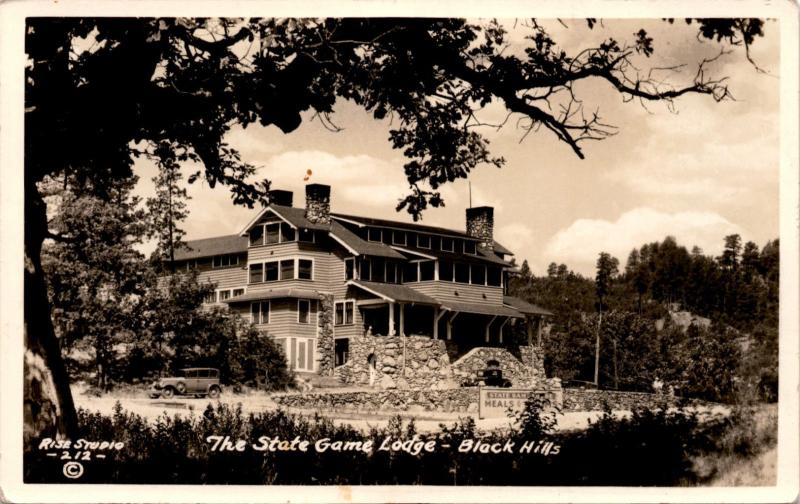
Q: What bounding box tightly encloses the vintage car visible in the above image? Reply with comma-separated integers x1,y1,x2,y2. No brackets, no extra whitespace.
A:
149,367,222,399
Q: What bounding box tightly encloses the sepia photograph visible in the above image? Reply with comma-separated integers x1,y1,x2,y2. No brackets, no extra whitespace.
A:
1,2,798,502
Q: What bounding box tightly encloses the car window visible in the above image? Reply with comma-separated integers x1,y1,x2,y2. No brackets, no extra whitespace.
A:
184,370,196,378
210,369,219,378
198,369,209,378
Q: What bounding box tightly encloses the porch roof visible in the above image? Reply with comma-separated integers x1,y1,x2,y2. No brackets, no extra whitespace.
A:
503,296,553,316
329,221,406,259
346,280,440,305
438,300,523,318
222,288,322,303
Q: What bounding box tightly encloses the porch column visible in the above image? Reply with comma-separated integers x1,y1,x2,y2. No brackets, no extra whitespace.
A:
536,317,543,346
484,315,497,343
446,312,459,340
388,302,396,335
399,303,405,337
498,317,510,343
433,308,446,340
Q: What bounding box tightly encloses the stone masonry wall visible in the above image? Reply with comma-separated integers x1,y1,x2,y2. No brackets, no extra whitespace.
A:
335,334,457,390
316,294,335,375
275,388,480,413
451,345,557,390
562,388,703,412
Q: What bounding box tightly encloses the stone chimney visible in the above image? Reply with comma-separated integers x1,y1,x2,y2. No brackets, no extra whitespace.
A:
466,206,494,251
268,189,293,207
305,184,331,224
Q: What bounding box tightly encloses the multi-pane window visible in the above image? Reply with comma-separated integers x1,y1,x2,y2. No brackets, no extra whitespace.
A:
367,228,382,242
335,300,355,325
419,260,435,281
359,258,371,281
251,301,269,324
344,258,355,280
440,237,454,252
249,226,263,246
218,290,231,301
203,291,217,304
212,254,239,268
297,299,311,324
265,261,279,281
455,262,470,283
280,259,294,280
464,241,477,254
471,264,486,285
281,222,296,242
298,259,313,280
392,231,406,246
249,263,263,283
417,234,431,249
265,223,280,244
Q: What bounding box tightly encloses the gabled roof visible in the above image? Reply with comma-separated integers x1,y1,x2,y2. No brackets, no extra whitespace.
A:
329,221,406,259
173,235,248,261
238,204,331,236
223,288,322,303
331,213,513,257
503,296,553,316
347,280,440,305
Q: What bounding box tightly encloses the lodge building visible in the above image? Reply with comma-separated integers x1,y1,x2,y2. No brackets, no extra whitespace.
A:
172,184,552,385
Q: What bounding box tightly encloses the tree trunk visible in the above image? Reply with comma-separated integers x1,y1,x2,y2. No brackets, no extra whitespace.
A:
594,305,602,387
612,338,619,390
24,180,78,442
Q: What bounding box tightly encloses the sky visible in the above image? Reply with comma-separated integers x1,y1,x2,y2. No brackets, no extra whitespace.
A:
132,18,780,276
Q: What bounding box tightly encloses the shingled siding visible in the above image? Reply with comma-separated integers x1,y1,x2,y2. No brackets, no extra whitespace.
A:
410,280,504,304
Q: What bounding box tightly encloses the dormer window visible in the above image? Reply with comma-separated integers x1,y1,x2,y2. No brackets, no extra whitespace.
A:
250,220,297,246
440,237,454,252
417,234,431,249
392,231,407,246
212,254,240,268
368,228,382,242
265,223,280,244
464,241,477,254
249,226,263,246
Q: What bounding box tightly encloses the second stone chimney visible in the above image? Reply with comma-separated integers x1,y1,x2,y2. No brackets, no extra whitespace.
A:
466,206,494,252
305,183,331,224
268,189,293,207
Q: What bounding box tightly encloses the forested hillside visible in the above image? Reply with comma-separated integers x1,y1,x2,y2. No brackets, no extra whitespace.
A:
509,235,779,404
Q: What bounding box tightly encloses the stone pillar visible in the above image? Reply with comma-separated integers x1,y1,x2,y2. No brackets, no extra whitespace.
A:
316,294,335,375
388,302,395,336
305,184,331,225
466,206,494,252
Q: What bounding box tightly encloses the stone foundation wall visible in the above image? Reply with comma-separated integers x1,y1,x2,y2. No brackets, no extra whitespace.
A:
562,389,697,412
275,388,480,413
335,334,457,390
451,345,554,389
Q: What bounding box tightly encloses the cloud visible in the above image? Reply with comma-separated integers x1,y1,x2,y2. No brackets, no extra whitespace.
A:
543,207,746,275
496,222,535,257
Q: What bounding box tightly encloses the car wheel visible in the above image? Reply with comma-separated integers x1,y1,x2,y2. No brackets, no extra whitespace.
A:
161,387,174,399
176,382,186,395
208,386,220,399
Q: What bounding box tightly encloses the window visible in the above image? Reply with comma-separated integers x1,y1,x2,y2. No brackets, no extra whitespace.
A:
487,266,502,287
335,300,355,325
278,260,293,280
265,223,280,244
184,260,198,272
265,261,279,281
420,260,435,281
233,288,245,297
441,237,454,252
439,259,454,281
372,258,385,283
218,289,231,301
249,226,263,246
344,258,355,280
298,259,313,280
298,299,311,324
464,241,477,254
281,222,296,242
392,231,406,246
203,291,217,304
386,262,397,283
359,258,371,281
368,228,382,242
455,262,470,283
249,263,263,283
251,301,269,324
403,263,418,282
335,338,350,367
471,264,486,285
299,228,315,243
417,234,431,249
212,254,239,268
